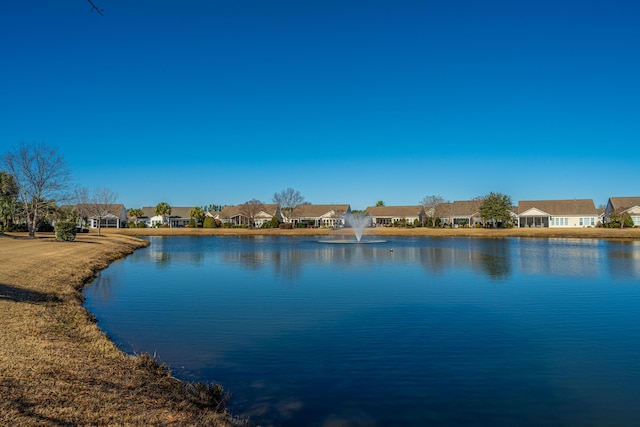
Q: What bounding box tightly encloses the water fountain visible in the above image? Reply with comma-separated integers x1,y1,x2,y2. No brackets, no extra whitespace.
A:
345,212,370,242
318,212,386,244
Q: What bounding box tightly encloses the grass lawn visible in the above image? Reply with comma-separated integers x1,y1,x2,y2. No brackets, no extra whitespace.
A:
0,232,236,426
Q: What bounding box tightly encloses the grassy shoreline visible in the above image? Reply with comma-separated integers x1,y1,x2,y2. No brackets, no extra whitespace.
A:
0,232,237,426
2,227,638,425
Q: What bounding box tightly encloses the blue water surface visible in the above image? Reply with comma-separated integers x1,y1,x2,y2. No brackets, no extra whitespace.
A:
83,236,640,426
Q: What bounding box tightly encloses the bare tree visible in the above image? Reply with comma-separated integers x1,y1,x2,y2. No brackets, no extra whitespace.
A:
2,142,71,238
87,0,104,15
273,188,305,223
77,187,119,235
421,195,446,227
239,199,265,228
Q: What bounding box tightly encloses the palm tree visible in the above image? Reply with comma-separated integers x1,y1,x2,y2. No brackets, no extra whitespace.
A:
128,208,144,227
190,206,205,227
155,202,172,227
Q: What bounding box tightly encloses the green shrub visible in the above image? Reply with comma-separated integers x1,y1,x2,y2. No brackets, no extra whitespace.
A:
55,221,77,242
203,216,218,228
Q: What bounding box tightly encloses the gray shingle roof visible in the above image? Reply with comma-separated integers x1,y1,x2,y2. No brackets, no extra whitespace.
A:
365,205,424,217
518,199,597,216
609,197,640,212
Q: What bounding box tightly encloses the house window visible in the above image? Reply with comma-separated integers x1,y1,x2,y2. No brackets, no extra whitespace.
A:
579,218,583,226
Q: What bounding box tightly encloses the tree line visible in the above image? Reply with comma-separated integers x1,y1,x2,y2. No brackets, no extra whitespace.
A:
2,143,633,237
1,142,120,239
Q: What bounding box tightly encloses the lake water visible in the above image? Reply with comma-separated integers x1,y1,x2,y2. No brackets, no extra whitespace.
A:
83,236,640,426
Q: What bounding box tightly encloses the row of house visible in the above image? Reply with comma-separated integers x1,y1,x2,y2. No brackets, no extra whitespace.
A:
76,197,640,230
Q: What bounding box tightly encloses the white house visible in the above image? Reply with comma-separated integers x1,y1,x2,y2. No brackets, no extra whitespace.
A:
604,197,640,226
437,200,483,227
139,206,192,228
216,204,282,227
517,199,598,228
75,203,128,229
288,204,351,228
366,205,425,227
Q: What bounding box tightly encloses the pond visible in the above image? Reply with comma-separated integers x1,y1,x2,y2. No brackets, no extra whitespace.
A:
84,236,640,426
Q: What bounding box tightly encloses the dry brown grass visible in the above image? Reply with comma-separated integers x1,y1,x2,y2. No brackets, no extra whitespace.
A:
110,226,640,240
0,232,237,427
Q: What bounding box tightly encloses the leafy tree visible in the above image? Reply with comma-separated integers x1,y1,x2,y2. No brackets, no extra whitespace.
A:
268,216,280,228
376,200,385,207
190,206,205,227
0,171,19,232
607,212,635,229
273,188,305,223
2,142,71,238
479,192,513,228
155,202,172,227
420,195,446,227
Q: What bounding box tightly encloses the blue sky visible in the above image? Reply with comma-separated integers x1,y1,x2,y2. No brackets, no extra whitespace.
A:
2,1,639,210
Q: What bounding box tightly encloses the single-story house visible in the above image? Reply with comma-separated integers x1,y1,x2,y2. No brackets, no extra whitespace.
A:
517,199,598,228
74,203,128,229
216,204,282,227
437,200,483,227
288,204,351,228
139,206,192,228
366,205,425,227
604,197,640,226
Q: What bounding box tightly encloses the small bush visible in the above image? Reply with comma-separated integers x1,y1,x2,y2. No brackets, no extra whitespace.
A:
137,352,170,376
203,216,218,228
186,382,230,413
55,221,77,241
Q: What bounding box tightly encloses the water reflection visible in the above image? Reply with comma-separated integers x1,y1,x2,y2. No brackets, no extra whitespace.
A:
517,238,603,279
119,236,637,287
607,240,640,280
84,236,640,426
135,236,637,283
209,238,516,282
